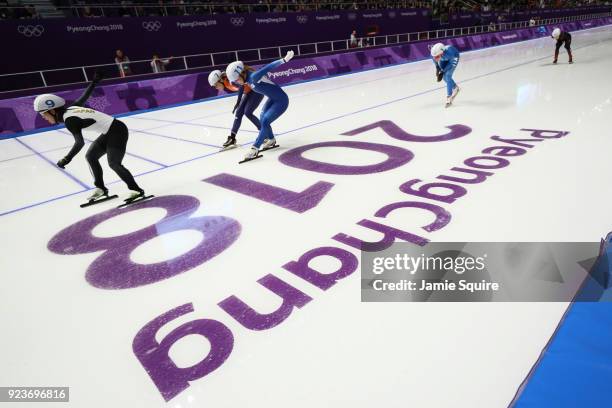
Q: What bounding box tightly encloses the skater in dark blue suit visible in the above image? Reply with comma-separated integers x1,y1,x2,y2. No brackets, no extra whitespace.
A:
226,50,294,161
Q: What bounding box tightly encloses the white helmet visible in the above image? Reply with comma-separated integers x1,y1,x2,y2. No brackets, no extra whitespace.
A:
208,70,222,87
552,28,561,39
33,94,65,113
226,61,245,83
430,43,446,58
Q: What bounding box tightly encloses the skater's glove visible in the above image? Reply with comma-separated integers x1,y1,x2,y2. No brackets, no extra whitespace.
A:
283,50,294,63
57,157,71,169
436,70,443,82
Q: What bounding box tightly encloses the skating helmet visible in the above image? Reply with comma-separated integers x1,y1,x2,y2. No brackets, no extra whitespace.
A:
208,70,223,87
226,61,245,83
430,43,446,58
551,28,561,39
33,94,66,113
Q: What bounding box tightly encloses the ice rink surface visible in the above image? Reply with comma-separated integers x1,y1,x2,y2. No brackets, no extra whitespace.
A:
1,25,612,408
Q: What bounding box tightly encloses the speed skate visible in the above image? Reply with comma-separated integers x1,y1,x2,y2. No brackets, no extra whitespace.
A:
446,86,461,108
79,193,118,208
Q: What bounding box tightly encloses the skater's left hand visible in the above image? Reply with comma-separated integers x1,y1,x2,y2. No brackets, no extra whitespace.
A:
283,50,294,63
436,70,443,82
57,157,71,169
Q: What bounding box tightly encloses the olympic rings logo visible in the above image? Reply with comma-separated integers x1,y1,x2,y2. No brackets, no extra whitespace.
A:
142,21,162,31
230,17,245,27
17,25,44,37
296,15,308,24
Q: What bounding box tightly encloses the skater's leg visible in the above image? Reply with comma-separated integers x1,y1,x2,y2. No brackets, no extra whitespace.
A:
106,121,142,192
253,98,288,149
244,92,263,130
444,66,457,97
253,99,273,148
230,95,248,136
254,111,273,149
85,136,107,190
565,36,573,62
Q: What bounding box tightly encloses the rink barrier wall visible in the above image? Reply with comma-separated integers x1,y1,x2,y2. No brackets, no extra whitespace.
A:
2,5,608,76
1,15,612,138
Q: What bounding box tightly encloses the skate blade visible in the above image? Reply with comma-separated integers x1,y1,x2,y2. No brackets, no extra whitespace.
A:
117,195,155,209
220,144,238,152
80,194,118,208
260,144,280,152
239,154,263,164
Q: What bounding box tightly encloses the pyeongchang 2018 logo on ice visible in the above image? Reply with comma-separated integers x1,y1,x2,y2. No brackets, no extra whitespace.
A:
66,24,124,33
267,65,318,79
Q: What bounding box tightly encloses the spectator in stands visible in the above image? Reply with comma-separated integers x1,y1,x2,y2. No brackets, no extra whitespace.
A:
0,0,12,19
24,4,40,18
488,21,497,31
349,30,358,48
82,6,97,17
115,49,132,77
119,0,134,17
151,53,172,73
529,17,536,26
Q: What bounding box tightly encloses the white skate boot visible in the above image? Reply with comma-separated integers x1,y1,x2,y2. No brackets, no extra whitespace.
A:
239,146,261,164
260,138,278,151
87,188,107,201
80,188,117,208
446,86,460,108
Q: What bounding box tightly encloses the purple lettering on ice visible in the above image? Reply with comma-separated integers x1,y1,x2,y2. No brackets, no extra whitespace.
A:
374,201,451,233
125,126,569,401
399,179,468,204
219,274,313,330
47,195,241,289
204,173,334,214
279,141,413,175
282,246,359,290
132,303,234,401
341,120,472,143
463,155,510,169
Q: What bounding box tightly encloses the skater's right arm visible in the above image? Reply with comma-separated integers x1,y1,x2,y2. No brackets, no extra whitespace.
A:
58,116,93,167
72,71,103,107
250,60,284,84
250,50,294,84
